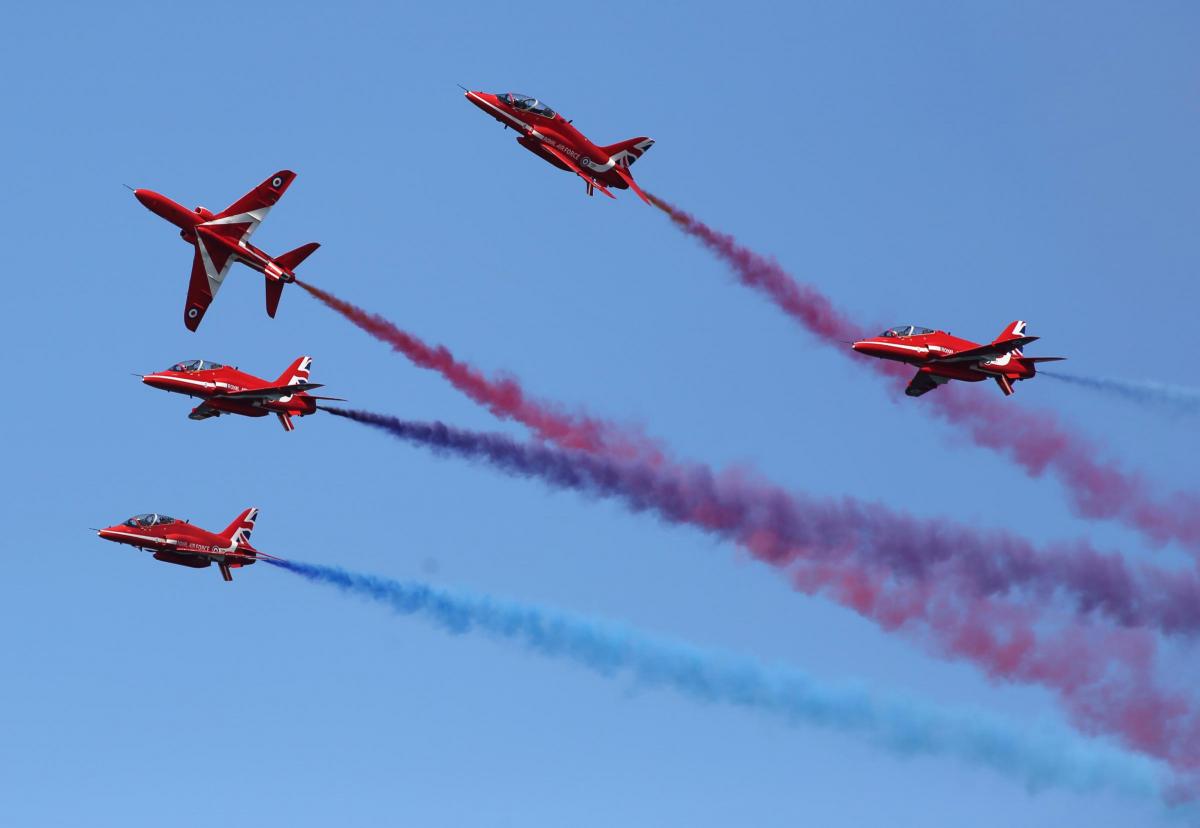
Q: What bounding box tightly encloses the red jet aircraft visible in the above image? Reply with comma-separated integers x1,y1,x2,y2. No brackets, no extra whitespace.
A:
852,320,1064,397
133,170,318,331
141,356,341,431
97,508,278,582
464,89,654,203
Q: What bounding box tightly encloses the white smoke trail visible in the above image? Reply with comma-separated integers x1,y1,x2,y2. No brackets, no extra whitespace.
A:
1043,371,1200,416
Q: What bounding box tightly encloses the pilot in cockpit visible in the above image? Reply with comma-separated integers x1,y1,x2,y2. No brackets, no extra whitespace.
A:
167,359,225,373
880,325,933,338
499,93,555,118
123,513,176,528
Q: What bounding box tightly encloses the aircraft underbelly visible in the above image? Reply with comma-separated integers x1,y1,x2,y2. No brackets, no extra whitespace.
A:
518,136,571,171
153,550,211,569
929,365,987,382
211,400,272,417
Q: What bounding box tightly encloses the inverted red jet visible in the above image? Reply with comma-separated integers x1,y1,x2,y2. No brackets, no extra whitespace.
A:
464,89,654,203
852,320,1065,397
133,170,319,331
141,356,341,431
97,508,278,582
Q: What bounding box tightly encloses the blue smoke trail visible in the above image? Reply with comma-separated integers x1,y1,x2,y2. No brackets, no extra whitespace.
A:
1042,371,1200,417
266,558,1178,807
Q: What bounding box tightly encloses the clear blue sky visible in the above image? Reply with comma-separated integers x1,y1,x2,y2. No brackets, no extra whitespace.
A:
1,2,1197,825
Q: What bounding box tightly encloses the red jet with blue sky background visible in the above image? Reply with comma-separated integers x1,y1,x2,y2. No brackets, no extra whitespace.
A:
140,356,342,432
463,88,655,203
132,170,319,330
852,320,1065,397
96,507,279,582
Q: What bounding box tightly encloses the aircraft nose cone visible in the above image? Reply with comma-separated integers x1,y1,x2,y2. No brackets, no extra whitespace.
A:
141,373,167,390
464,90,491,112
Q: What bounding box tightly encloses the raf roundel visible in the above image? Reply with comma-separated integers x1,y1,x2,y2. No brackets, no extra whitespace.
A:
187,308,199,319
271,176,283,188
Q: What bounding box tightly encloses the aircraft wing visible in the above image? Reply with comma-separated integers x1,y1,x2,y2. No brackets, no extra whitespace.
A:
202,170,297,245
183,242,237,331
536,141,617,199
932,336,1040,363
215,382,324,401
905,371,951,398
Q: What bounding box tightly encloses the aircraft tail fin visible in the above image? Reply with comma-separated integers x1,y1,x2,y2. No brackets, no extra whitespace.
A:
602,137,655,169
265,243,320,317
274,356,313,388
993,320,1032,346
219,507,259,549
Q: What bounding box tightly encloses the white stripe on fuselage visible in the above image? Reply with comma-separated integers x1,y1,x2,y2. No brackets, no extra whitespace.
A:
144,375,238,393
103,528,240,557
102,528,176,547
870,341,929,355
468,91,532,133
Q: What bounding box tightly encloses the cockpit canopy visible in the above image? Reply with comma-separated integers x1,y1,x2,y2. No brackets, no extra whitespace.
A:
123,513,177,528
166,359,225,373
498,92,555,118
880,325,936,338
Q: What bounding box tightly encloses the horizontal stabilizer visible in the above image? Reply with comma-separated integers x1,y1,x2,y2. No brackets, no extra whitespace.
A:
1026,356,1067,363
275,242,320,272
265,279,285,318
933,336,1039,363
216,382,323,401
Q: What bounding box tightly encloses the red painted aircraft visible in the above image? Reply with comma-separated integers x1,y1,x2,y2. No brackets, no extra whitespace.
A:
464,89,654,203
97,508,279,582
141,356,341,431
133,170,319,331
852,320,1065,397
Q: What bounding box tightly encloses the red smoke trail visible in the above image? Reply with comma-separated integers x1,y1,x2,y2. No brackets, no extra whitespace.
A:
325,407,1200,778
648,195,1200,552
300,279,1200,770
297,281,661,462
299,283,1200,635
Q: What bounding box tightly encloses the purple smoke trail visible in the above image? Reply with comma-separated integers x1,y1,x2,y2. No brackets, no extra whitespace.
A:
323,406,1200,776
649,195,1200,553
